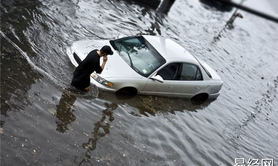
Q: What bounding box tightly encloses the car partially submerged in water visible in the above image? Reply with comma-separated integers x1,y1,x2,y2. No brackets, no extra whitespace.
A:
67,35,223,100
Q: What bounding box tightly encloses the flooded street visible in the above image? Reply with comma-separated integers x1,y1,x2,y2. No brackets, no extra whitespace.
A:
1,0,278,165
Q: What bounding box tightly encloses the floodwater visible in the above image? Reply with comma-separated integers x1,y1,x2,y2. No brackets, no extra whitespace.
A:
1,0,278,165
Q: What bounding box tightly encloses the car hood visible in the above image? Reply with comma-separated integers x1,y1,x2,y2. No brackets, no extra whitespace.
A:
70,39,142,79
101,51,142,79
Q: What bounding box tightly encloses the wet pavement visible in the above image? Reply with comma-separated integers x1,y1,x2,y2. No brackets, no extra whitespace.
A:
1,0,278,165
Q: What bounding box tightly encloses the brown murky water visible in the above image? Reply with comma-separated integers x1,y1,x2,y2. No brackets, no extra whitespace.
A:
1,0,278,165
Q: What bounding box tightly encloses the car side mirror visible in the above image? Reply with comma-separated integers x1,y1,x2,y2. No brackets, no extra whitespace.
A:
150,75,164,83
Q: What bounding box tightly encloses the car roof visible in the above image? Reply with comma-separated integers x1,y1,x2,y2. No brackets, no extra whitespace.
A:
143,35,198,64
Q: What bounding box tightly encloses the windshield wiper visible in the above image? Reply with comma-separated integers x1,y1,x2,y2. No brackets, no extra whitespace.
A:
126,50,134,68
118,43,142,74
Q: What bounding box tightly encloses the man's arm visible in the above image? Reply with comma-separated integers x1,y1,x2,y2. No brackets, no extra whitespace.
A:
101,56,107,70
91,56,108,77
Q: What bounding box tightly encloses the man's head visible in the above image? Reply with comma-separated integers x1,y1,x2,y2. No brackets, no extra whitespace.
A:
100,45,113,56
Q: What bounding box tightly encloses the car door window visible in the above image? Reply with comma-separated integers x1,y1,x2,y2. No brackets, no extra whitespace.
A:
179,63,202,80
157,63,180,80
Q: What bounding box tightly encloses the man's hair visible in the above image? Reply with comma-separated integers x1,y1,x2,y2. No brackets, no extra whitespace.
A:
100,45,113,55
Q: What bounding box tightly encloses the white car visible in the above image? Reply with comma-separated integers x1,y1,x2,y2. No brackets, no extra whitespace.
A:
67,35,223,101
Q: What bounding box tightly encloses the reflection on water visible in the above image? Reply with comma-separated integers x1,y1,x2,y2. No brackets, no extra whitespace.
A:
156,0,176,14
55,89,77,133
122,0,176,14
55,86,99,132
79,103,117,166
99,91,213,116
55,89,118,165
212,9,244,42
123,0,161,9
199,0,233,12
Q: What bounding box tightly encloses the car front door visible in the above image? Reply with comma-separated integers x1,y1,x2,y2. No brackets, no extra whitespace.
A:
141,63,180,97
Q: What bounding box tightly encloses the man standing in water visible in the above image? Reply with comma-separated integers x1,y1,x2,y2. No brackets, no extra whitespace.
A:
71,45,113,91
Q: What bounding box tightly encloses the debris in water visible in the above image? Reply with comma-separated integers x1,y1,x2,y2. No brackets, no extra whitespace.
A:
83,132,89,137
48,108,57,116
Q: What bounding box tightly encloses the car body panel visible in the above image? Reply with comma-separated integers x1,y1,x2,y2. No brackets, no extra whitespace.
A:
141,79,207,98
143,35,198,64
198,58,222,80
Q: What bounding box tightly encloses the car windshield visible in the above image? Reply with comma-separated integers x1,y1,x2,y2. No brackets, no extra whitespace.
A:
110,36,166,77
